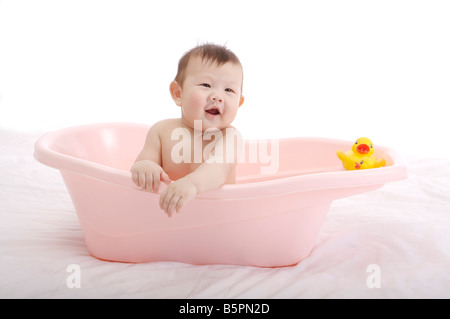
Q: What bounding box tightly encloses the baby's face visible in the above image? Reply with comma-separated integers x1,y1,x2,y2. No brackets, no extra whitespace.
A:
172,55,244,131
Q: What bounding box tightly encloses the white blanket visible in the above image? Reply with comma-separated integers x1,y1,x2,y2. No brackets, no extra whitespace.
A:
1,130,449,299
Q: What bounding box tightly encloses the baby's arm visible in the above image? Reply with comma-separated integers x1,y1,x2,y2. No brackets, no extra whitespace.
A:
130,123,171,192
159,161,234,216
159,128,242,216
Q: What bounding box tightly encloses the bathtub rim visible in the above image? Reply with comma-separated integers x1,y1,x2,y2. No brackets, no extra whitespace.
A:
33,122,408,200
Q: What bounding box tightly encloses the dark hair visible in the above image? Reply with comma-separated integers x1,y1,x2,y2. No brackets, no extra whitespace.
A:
174,43,242,87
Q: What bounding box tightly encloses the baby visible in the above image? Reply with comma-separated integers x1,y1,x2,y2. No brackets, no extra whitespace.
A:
130,44,245,217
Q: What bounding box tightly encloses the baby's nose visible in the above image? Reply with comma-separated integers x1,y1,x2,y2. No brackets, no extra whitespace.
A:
209,93,223,103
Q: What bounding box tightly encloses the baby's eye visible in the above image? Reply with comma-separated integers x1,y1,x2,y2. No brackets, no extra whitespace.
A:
200,83,211,88
225,88,235,93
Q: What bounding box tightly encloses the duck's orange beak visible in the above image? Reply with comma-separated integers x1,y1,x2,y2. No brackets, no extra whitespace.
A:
356,144,370,154
354,162,361,169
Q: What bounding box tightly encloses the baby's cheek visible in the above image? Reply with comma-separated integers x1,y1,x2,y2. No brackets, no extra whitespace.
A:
188,93,205,110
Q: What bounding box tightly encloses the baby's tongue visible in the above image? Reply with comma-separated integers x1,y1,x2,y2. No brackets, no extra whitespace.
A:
206,109,219,115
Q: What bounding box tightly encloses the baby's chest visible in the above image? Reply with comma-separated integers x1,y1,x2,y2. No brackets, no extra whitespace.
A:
160,139,203,180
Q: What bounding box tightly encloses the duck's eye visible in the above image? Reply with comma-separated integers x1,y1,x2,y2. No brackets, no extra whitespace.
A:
355,141,358,144
370,144,373,148
360,160,364,164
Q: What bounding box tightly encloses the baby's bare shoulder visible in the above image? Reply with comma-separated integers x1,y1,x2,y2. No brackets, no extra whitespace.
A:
148,118,181,135
222,126,243,142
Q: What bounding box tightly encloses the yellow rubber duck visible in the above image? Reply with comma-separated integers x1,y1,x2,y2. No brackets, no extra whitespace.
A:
336,137,386,170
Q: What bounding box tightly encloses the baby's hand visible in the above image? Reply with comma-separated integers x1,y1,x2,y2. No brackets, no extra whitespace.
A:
159,178,198,217
130,160,171,193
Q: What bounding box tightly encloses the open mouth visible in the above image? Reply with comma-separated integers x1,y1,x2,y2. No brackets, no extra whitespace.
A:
205,107,220,116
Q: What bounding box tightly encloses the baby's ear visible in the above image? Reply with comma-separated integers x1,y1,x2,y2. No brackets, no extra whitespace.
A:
239,95,245,107
169,81,182,106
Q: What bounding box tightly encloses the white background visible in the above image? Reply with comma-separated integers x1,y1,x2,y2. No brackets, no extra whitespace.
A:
1,0,449,158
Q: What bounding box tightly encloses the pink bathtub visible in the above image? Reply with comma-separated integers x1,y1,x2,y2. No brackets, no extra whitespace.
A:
34,123,407,267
